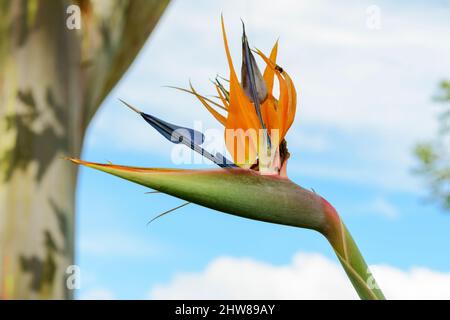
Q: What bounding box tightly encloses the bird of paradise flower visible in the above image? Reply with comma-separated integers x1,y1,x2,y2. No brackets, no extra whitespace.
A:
68,16,385,300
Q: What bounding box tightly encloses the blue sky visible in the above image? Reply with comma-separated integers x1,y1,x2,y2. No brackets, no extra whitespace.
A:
75,0,450,299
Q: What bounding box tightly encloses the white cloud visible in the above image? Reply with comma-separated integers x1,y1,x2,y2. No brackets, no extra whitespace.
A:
289,159,421,194
288,129,331,153
366,196,399,219
149,252,450,300
79,288,115,300
328,195,400,219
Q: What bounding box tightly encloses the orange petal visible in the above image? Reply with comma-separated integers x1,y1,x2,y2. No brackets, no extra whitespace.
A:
189,84,227,125
255,49,298,139
256,49,289,139
260,42,280,133
224,124,258,168
221,16,260,166
283,71,297,135
261,96,280,134
262,40,278,95
221,15,239,87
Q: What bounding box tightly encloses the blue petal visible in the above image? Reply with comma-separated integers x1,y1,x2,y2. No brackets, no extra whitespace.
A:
140,112,205,147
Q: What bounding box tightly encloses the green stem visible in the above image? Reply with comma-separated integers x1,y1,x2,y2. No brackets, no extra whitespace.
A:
321,200,385,300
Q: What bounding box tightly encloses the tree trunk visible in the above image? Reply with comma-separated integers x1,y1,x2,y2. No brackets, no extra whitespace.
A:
0,0,169,299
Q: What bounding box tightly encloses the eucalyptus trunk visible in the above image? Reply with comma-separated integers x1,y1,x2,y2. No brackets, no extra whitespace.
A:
0,0,169,299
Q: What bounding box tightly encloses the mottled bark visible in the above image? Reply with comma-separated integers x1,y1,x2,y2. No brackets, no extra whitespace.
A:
0,0,169,299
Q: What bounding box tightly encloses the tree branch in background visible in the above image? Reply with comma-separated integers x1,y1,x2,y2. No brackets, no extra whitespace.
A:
414,81,450,210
